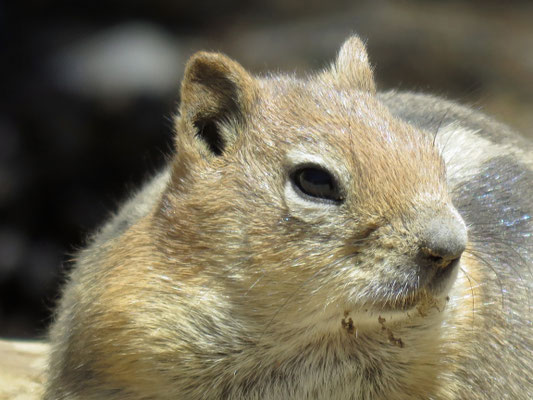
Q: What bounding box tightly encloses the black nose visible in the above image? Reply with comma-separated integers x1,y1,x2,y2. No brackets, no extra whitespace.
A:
419,215,467,269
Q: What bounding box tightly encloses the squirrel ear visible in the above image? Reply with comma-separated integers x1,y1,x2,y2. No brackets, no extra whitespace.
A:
320,36,376,93
178,51,258,156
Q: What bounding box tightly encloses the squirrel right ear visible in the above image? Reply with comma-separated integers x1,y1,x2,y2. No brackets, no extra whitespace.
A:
177,51,258,157
319,36,376,93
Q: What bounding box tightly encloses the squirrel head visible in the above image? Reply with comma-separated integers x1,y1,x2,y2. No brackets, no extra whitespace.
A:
157,36,466,333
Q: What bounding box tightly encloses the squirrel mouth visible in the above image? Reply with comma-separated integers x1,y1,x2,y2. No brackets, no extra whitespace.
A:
376,258,460,312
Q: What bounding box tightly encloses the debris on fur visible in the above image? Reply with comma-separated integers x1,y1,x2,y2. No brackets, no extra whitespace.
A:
378,316,404,348
341,315,355,335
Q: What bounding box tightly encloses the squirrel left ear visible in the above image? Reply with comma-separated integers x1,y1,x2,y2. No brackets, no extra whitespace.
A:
319,36,376,93
177,51,258,157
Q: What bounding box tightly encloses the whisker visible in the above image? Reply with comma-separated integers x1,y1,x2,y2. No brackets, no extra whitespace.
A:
460,266,477,330
464,249,505,312
467,237,531,314
432,108,451,148
468,236,532,285
243,275,265,298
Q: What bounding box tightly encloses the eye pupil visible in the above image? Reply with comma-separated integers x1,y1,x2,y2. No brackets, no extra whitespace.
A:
292,166,342,203
299,169,333,196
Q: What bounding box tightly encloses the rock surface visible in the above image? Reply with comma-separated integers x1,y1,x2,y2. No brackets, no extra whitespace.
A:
0,339,48,400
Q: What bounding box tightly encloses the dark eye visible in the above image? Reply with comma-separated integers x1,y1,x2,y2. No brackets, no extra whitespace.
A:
291,166,343,203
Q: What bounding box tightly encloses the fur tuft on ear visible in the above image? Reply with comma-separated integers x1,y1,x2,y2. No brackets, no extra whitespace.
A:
320,36,376,93
177,52,258,157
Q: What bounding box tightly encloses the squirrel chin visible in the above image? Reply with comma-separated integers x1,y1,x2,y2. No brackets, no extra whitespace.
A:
343,289,451,325
339,297,448,334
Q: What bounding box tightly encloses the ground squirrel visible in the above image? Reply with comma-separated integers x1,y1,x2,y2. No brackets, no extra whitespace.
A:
44,36,532,399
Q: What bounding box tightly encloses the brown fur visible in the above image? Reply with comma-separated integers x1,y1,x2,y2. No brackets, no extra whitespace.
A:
45,36,532,399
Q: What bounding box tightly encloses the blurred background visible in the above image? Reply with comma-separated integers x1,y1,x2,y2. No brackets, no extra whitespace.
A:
1,0,532,339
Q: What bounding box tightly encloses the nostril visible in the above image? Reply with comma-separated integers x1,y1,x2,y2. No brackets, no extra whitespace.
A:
422,250,461,270
427,254,443,264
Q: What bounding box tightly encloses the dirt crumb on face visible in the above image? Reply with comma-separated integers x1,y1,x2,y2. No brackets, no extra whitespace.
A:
378,315,404,348
387,331,404,348
341,316,355,334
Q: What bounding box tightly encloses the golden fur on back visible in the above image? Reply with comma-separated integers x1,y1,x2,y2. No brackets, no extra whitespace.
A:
45,37,532,399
